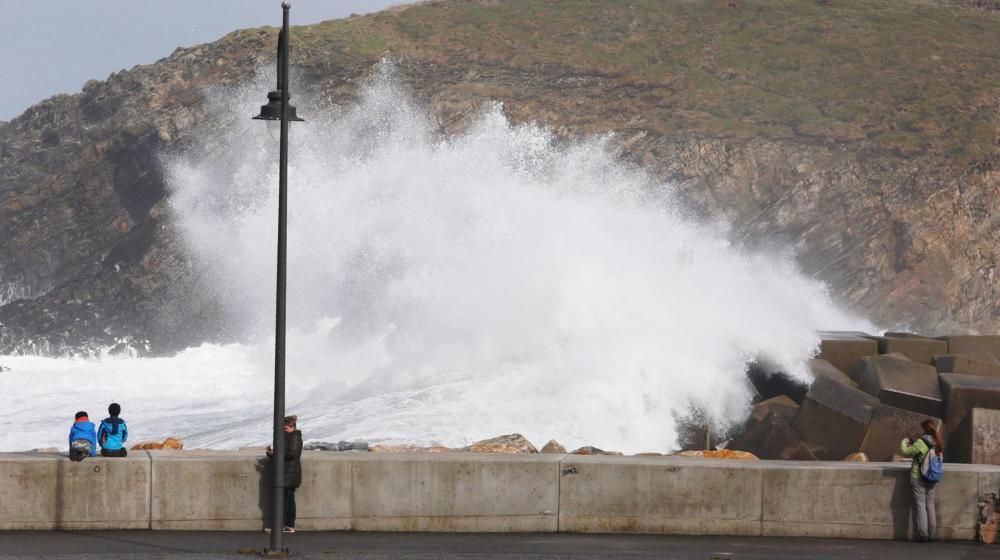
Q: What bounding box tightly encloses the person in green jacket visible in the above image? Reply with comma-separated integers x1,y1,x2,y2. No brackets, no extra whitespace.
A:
900,419,942,542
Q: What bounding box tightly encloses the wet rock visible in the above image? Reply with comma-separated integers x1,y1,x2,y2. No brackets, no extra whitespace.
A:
934,352,1000,378
844,452,869,462
677,449,758,460
540,440,567,454
570,446,622,456
131,437,183,450
858,353,942,416
464,433,538,454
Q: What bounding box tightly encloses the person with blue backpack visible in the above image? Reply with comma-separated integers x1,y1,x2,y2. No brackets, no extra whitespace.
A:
97,402,129,457
900,418,944,542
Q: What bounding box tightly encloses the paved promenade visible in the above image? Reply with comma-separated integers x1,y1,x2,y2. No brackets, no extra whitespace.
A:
1,532,997,559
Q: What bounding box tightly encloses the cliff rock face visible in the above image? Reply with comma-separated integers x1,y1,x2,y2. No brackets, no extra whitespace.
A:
0,1,997,354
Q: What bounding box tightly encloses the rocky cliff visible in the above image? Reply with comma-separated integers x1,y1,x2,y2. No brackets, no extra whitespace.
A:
0,0,997,355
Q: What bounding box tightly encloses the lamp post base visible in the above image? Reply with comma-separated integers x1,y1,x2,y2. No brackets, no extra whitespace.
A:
260,548,290,557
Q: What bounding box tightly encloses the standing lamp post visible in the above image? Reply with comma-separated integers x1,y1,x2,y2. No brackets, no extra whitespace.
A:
252,0,304,554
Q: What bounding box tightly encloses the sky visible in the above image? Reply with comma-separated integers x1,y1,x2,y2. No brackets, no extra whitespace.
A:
0,0,413,121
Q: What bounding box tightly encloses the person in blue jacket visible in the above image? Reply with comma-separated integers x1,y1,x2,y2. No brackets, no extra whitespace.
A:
68,411,97,461
98,402,129,457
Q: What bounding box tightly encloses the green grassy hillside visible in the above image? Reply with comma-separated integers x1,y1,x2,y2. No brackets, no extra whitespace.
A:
281,0,997,167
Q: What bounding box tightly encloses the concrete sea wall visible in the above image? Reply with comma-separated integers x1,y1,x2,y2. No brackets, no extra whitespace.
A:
2,451,998,540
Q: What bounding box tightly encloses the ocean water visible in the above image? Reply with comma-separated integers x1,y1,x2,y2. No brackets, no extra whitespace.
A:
0,66,872,453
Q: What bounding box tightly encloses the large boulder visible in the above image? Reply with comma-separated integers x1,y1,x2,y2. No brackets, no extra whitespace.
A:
859,404,941,462
817,331,878,379
540,440,567,454
939,373,1000,436
792,374,880,460
934,352,1000,378
858,353,942,416
464,433,538,453
131,437,183,450
676,449,758,460
864,333,948,364
937,336,1000,361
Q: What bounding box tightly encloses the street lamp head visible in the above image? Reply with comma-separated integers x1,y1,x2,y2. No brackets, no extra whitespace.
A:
253,90,305,123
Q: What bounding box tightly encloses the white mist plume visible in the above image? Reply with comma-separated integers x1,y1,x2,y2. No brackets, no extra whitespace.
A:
0,64,871,452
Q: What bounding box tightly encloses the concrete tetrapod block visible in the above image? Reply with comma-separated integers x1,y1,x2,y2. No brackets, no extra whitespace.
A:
938,336,1000,361
934,353,1000,378
939,373,1000,441
947,407,1000,465
350,452,560,531
150,450,352,530
747,395,799,425
865,334,948,365
808,358,858,388
760,461,988,540
817,331,878,380
0,452,150,530
792,375,880,460
728,415,817,461
858,354,943,417
558,455,762,535
860,404,942,462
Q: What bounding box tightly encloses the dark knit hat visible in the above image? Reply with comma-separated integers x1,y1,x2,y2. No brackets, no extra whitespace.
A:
75,411,88,420
108,402,121,417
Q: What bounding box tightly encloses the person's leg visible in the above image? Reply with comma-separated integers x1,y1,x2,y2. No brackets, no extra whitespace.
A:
911,478,928,540
926,482,936,540
284,487,296,529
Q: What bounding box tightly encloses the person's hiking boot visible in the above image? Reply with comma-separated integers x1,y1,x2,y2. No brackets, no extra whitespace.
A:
283,526,296,534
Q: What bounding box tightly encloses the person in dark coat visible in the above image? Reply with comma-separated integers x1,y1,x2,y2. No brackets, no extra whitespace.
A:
266,415,303,533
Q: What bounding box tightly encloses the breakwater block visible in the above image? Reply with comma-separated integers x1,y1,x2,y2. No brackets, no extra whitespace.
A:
792,375,879,460
746,363,808,404
939,373,1000,438
860,404,941,462
817,331,877,378
934,353,1000,378
729,414,815,461
937,336,1000,361
808,358,858,388
968,408,1000,464
748,395,799,424
865,333,948,365
858,354,942,417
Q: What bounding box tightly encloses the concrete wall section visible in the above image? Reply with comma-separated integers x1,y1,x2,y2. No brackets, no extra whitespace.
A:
150,450,271,530
3,451,999,540
558,456,762,535
760,461,988,540
350,453,561,532
0,453,150,530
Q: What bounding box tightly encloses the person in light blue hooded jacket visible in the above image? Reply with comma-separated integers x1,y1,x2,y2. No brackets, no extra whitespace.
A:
98,402,128,457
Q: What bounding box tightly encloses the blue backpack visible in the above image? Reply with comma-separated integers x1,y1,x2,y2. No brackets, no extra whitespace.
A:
920,447,943,483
